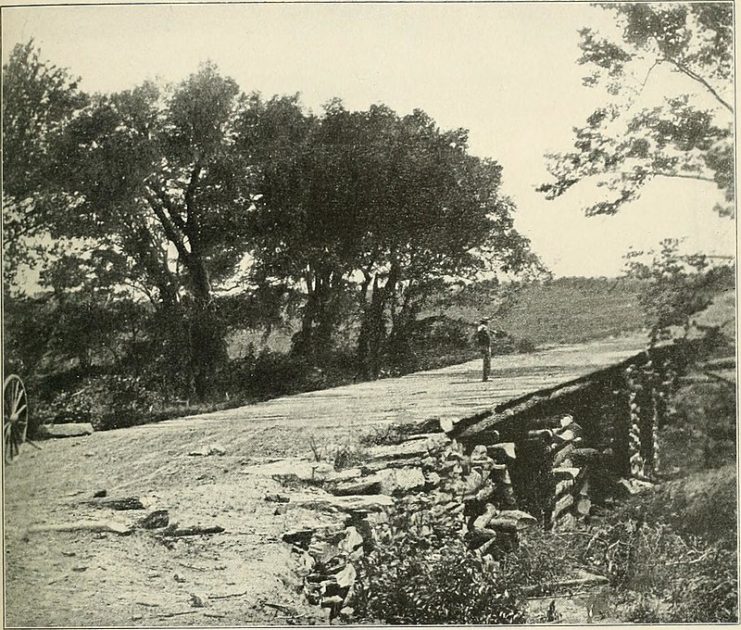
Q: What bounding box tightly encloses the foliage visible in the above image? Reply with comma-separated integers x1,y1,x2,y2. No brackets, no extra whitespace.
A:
34,374,165,431
624,238,733,343
244,99,539,375
661,380,736,476
2,41,88,286
430,276,647,345
539,3,734,217
351,499,526,624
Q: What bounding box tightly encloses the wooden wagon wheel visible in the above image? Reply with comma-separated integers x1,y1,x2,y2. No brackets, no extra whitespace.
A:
4,375,28,463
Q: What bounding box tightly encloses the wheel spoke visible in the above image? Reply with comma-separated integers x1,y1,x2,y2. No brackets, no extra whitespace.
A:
14,404,27,418
10,379,20,407
13,386,25,411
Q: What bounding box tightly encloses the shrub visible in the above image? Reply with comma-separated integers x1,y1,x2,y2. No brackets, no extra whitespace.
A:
350,499,526,624
515,337,536,354
34,374,164,431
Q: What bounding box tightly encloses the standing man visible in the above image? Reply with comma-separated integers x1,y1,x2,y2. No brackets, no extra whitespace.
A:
475,319,492,382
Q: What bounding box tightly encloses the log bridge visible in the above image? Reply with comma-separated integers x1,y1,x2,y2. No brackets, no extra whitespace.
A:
438,339,698,529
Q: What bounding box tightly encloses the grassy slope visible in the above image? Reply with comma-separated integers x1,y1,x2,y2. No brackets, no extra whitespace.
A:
429,276,647,346
229,277,648,357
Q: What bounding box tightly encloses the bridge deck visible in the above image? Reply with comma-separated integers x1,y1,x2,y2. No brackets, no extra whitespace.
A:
136,334,649,434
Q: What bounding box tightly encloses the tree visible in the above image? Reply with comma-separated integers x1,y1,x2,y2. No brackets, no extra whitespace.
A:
245,99,537,377
2,41,88,287
538,3,734,217
353,107,536,378
4,48,261,397
238,95,361,361
624,240,733,345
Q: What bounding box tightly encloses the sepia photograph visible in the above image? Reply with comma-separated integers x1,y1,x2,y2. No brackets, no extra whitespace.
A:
1,1,737,626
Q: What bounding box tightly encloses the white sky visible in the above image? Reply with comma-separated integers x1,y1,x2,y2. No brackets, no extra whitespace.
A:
2,2,736,278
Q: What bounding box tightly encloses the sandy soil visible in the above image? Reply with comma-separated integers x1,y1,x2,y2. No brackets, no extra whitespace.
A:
3,410,376,626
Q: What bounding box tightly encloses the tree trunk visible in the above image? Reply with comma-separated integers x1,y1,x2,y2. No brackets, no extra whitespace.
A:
357,264,400,380
293,268,343,363
184,254,226,401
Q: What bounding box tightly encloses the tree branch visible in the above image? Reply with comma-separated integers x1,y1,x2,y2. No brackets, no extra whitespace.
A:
665,58,733,113
143,190,190,261
151,186,187,233
184,161,203,237
649,171,717,184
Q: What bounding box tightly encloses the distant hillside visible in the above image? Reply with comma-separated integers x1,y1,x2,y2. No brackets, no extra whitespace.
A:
228,277,649,358
430,276,648,346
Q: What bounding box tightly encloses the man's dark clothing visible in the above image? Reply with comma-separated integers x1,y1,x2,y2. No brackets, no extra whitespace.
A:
475,325,492,382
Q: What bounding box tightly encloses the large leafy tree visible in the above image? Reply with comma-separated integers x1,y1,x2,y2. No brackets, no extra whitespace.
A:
245,99,536,376
4,47,260,397
538,3,734,217
352,107,535,378
2,41,88,286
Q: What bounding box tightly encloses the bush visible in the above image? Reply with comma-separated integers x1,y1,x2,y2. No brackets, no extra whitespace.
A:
562,480,738,624
34,374,165,431
515,337,536,354
350,499,526,624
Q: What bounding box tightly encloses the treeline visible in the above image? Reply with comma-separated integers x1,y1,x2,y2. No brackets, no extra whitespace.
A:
3,42,542,424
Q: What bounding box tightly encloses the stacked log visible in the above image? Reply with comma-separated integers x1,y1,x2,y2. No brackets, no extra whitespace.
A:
625,365,644,478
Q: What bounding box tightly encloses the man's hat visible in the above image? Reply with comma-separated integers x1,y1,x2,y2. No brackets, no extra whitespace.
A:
480,318,489,324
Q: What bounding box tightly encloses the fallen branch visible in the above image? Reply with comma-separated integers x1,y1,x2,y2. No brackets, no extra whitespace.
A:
178,562,207,572
264,602,296,613
153,610,199,619
163,525,225,537
522,574,609,596
208,590,249,600
88,497,145,511
25,520,132,537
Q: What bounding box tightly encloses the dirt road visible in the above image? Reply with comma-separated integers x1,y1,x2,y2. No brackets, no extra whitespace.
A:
3,336,646,626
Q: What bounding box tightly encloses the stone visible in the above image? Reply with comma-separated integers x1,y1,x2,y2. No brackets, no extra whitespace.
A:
308,541,340,563
264,494,290,503
326,468,362,483
553,467,581,480
335,564,356,590
498,510,537,528
369,434,448,460
293,494,394,513
139,510,169,529
472,504,498,529
424,472,441,488
555,479,574,496
189,593,208,608
37,423,94,438
617,478,654,496
487,518,519,532
283,529,315,549
471,444,488,459
188,443,226,457
552,443,576,467
375,467,426,495
560,415,574,428
328,478,383,496
489,442,516,460
339,527,364,553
